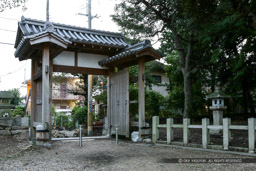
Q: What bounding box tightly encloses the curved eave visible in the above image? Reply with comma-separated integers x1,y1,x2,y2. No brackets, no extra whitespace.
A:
98,47,162,68
29,32,71,48
15,31,70,61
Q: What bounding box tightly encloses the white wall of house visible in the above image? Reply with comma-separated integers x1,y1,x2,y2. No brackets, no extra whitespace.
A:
150,72,169,97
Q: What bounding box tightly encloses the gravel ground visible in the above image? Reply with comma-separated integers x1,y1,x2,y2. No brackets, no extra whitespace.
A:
1,136,256,171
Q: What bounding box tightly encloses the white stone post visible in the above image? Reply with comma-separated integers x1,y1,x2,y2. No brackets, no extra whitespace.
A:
167,118,174,144
152,116,159,143
202,118,210,149
248,118,255,153
223,118,231,150
183,118,190,146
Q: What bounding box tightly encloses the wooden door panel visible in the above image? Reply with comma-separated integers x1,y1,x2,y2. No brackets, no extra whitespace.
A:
110,68,129,137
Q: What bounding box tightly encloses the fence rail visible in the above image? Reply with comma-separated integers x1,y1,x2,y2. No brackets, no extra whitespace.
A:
152,116,256,153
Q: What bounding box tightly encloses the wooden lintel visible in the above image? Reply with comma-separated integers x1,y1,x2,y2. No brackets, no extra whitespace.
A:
53,65,109,75
33,70,42,81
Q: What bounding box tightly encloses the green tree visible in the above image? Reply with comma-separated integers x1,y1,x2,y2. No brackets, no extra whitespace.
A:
112,0,215,118
10,88,22,106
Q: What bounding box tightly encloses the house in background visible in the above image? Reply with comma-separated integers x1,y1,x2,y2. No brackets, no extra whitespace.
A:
24,76,84,115
0,91,14,116
147,61,170,97
52,76,84,114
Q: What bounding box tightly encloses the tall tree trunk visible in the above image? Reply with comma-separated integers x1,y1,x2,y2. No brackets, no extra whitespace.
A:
183,71,192,118
171,27,194,118
242,78,248,116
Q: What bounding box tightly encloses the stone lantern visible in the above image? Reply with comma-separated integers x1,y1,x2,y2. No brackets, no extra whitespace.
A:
207,86,230,134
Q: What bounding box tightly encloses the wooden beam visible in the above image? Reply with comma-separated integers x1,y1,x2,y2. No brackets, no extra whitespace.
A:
53,65,109,75
32,69,42,81
138,58,145,140
30,59,37,140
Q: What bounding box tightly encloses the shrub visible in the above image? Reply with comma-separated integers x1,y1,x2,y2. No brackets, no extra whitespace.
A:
11,106,25,117
72,105,88,125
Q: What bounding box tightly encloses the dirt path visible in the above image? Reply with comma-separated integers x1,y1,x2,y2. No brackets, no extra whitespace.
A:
1,136,256,171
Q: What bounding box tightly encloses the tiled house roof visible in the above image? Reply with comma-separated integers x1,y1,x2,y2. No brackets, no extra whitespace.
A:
0,91,14,99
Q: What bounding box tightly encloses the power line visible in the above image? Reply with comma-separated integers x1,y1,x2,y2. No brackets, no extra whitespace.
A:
0,16,18,21
0,61,28,77
0,42,14,45
0,28,16,32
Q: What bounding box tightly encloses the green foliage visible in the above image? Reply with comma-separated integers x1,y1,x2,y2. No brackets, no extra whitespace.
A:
55,113,73,129
145,89,165,120
11,106,25,117
129,84,165,121
72,105,88,125
10,88,22,106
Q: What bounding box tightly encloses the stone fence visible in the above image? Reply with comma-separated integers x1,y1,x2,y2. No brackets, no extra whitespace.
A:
152,116,256,154
0,117,29,136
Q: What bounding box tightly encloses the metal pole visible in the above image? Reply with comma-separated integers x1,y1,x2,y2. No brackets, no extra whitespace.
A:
79,125,82,147
116,127,118,144
46,0,49,22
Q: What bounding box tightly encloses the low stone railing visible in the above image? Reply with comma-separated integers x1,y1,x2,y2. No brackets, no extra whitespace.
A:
152,116,256,153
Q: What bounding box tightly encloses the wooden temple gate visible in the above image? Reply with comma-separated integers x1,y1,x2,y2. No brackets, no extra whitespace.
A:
14,17,161,144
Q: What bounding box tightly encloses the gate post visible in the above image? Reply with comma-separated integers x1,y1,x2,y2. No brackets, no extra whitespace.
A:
183,118,190,146
223,118,231,150
202,118,210,149
152,116,159,143
40,43,51,142
248,118,255,153
167,118,174,144
138,58,145,140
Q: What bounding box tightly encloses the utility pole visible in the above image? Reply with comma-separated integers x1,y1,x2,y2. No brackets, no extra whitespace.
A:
78,0,95,136
78,0,99,136
46,0,49,22
87,0,93,136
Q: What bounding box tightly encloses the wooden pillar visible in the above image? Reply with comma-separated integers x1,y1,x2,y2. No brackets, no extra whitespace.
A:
41,43,50,139
49,57,53,141
88,74,93,135
107,71,111,137
30,59,37,140
138,58,145,140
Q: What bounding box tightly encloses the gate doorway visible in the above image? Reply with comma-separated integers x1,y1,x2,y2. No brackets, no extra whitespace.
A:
14,17,161,143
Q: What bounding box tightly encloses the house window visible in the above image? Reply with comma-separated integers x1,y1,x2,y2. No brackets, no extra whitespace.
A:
60,84,67,98
152,75,161,83
1,99,9,104
60,106,66,109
